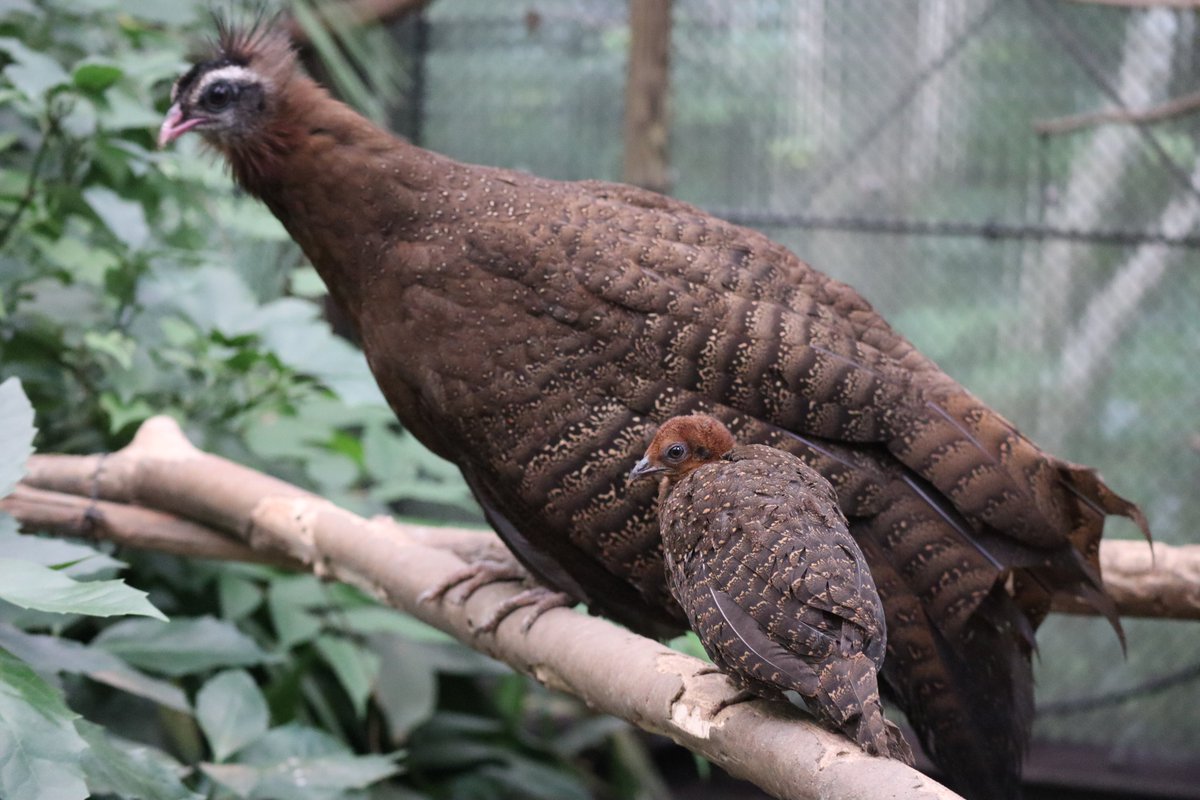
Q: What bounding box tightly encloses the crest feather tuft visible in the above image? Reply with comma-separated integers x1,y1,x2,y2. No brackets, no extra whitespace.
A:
208,7,297,87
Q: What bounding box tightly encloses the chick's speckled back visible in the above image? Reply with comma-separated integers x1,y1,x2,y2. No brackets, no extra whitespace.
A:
660,444,886,676
657,443,910,762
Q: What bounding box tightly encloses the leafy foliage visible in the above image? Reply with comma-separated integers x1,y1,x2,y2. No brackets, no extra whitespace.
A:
0,3,664,799
0,556,165,619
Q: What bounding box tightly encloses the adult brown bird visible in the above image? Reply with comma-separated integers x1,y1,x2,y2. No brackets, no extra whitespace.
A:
631,414,913,763
158,19,1149,798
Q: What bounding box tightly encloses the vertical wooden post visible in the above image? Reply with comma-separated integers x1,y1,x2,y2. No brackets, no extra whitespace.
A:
623,0,673,193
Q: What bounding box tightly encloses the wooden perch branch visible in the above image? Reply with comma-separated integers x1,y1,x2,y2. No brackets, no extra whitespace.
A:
3,416,958,800
1,484,300,569
7,446,1188,621
1053,539,1200,619
1034,89,1200,136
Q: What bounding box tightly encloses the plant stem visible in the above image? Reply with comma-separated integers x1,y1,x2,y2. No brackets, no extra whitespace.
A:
0,115,60,252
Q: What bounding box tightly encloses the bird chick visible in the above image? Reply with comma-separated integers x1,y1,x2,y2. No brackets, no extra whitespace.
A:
633,414,913,763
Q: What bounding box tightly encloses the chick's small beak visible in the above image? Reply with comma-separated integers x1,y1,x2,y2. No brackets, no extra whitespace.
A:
629,457,666,481
158,104,204,148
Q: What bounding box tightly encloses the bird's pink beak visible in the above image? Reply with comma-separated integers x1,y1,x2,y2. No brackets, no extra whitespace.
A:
158,104,205,148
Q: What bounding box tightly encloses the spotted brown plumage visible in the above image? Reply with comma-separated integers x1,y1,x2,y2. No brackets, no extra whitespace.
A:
632,415,913,762
159,20,1150,799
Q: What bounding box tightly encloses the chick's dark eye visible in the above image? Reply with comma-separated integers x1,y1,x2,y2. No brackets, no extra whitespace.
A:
202,81,236,112
665,443,687,461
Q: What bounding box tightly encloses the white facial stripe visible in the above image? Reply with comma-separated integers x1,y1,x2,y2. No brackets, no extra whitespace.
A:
194,64,261,98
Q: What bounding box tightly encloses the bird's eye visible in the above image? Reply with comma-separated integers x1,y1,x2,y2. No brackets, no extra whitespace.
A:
202,81,236,112
665,443,687,461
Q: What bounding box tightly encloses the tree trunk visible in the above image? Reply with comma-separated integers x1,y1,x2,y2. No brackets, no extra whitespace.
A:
623,0,673,193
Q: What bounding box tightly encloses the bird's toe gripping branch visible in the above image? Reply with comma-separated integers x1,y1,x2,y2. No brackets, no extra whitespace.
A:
417,557,528,606
474,586,577,635
415,552,578,635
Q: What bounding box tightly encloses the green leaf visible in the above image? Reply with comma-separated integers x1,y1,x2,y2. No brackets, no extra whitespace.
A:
76,720,200,800
289,267,326,298
218,573,263,621
202,724,401,799
59,96,97,138
0,648,88,800
370,633,437,740
363,430,417,489
93,616,278,677
0,558,166,620
0,36,70,99
237,722,347,760
0,623,189,712
196,669,270,762
139,266,259,337
249,296,385,405
83,329,137,370
419,641,510,677
71,60,123,93
0,529,125,578
315,634,380,719
98,86,164,130
0,377,35,497
552,716,629,759
213,196,288,241
477,758,591,800
98,391,155,434
82,186,149,250
0,1,37,20
267,575,324,649
338,606,453,642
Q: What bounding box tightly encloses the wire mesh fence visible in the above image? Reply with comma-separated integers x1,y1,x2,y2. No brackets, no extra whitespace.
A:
394,0,1200,771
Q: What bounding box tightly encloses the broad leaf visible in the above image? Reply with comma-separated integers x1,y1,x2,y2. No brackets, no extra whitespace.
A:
0,558,166,620
338,606,453,642
0,36,70,99
196,670,269,762
0,530,125,578
202,724,401,800
93,616,277,676
71,59,123,93
370,633,437,740
266,575,324,649
0,648,88,800
477,758,591,800
0,623,188,712
236,723,347,761
76,720,200,800
0,377,35,497
82,186,149,250
218,573,263,621
315,634,380,720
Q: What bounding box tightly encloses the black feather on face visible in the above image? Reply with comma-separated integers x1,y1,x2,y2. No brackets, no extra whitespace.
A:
170,56,242,105
159,62,268,148
158,12,293,150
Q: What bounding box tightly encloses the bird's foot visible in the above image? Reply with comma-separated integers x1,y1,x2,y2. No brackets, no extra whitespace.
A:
473,586,576,635
418,558,528,606
712,688,758,716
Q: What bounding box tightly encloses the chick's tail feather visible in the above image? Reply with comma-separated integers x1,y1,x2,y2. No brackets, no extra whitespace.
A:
817,652,914,764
